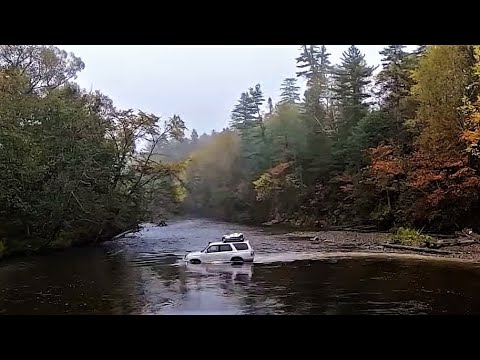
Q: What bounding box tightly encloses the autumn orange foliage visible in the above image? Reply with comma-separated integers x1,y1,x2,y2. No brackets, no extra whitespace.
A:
402,149,480,214
369,145,404,178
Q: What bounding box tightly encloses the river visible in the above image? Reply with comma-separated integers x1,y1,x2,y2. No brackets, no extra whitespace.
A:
1,218,480,314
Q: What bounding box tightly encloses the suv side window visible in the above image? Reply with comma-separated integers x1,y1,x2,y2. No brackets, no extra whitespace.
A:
206,245,219,253
219,244,232,252
233,243,248,251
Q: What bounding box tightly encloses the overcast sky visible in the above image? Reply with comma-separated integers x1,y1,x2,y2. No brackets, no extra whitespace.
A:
59,45,416,136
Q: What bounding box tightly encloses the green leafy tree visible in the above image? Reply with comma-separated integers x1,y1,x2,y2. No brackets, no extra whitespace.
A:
0,45,85,94
0,46,186,258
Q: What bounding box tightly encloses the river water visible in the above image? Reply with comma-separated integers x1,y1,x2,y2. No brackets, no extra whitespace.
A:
1,218,480,315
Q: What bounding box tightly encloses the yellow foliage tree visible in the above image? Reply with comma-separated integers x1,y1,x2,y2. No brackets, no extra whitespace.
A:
462,45,480,157
412,45,475,157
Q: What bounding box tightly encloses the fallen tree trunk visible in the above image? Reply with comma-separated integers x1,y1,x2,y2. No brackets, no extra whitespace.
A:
112,226,142,240
426,238,476,248
326,224,379,233
383,243,454,255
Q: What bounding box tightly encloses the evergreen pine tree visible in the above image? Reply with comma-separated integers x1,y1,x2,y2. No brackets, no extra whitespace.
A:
332,45,375,135
280,78,300,104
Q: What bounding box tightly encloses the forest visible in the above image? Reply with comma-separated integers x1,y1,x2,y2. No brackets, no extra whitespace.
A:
177,45,480,233
0,45,186,258
2,44,480,259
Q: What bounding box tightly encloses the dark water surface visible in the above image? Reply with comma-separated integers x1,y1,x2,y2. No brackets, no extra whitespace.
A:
1,219,480,314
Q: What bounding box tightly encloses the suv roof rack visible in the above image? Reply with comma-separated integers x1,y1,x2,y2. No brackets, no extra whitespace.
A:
222,233,245,242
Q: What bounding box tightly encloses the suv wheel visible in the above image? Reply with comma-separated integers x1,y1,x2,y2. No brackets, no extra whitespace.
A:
190,259,201,264
231,257,244,263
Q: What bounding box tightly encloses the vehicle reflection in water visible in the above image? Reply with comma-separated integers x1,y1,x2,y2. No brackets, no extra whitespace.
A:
140,262,256,315
185,262,253,281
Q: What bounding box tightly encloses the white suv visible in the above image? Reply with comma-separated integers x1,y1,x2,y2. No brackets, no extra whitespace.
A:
184,239,254,264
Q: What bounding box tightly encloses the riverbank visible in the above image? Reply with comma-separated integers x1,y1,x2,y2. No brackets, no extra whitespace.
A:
272,227,480,262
